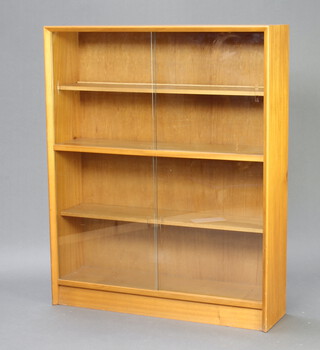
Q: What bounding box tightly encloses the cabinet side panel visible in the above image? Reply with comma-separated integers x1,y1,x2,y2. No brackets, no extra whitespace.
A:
263,25,289,331
44,29,59,304
55,152,83,277
52,32,79,143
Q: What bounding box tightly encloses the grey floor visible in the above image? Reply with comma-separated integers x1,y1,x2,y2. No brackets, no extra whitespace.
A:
1,243,319,350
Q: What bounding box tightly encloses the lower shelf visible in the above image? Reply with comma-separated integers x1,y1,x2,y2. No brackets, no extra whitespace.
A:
61,203,263,234
57,285,263,330
59,266,262,309
60,265,154,290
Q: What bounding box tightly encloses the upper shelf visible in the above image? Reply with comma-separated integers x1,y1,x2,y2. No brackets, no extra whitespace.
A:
58,82,264,96
54,139,264,162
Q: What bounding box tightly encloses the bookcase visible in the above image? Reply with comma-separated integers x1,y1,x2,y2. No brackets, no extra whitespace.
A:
44,25,289,331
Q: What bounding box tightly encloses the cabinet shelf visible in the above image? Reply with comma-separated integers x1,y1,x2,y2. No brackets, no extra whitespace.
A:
54,139,263,162
58,269,262,309
61,203,263,234
58,82,264,96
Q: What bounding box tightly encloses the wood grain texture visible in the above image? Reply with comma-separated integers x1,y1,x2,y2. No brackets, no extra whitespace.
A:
44,28,59,304
81,154,153,208
58,286,262,330
78,33,151,83
157,158,263,222
55,152,82,212
155,32,264,86
156,95,263,153
74,92,152,143
263,25,289,331
52,32,79,143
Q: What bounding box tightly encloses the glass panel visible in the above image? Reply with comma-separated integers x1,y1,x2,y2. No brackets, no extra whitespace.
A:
58,218,155,289
158,227,262,301
55,152,157,289
155,94,263,155
153,32,264,156
154,32,264,86
78,32,152,83
157,158,263,233
55,91,153,147
52,32,158,289
156,158,263,301
152,32,264,302
53,30,265,302
54,32,154,149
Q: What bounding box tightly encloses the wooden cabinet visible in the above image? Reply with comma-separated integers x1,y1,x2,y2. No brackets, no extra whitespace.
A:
44,25,289,331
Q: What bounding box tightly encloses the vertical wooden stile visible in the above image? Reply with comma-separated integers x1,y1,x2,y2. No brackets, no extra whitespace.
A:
44,28,59,304
263,25,289,331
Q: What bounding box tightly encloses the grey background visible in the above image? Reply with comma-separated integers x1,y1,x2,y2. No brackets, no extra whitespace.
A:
1,0,319,348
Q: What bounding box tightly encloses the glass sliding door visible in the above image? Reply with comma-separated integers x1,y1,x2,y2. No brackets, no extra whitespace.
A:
53,32,158,290
153,32,264,304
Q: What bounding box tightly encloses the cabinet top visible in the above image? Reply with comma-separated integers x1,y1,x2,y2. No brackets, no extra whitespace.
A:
43,25,288,33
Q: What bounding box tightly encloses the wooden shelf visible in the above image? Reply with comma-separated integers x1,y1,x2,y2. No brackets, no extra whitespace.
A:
60,266,154,290
161,210,263,234
58,82,264,96
61,203,154,224
159,274,262,308
61,203,263,234
54,139,264,162
58,267,262,309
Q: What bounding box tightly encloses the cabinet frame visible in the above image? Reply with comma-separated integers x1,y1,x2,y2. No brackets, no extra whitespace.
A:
44,25,289,331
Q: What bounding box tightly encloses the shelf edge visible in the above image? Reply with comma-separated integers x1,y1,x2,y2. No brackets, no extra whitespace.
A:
58,82,264,96
60,204,263,234
54,144,264,163
58,279,263,310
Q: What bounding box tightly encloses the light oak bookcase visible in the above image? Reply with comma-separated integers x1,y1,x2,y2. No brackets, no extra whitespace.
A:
44,25,289,331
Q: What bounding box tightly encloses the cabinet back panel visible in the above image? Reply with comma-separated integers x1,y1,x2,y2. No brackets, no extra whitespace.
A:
155,32,264,86
74,92,153,142
157,158,263,220
156,95,263,149
159,226,262,299
81,154,154,209
79,33,152,83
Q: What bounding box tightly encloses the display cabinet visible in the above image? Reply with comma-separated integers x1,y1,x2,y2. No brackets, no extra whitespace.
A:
44,25,289,331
